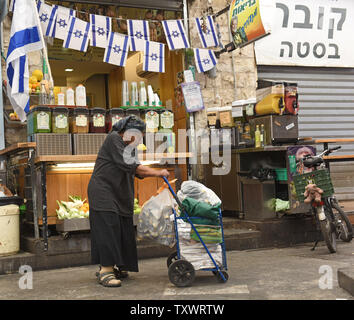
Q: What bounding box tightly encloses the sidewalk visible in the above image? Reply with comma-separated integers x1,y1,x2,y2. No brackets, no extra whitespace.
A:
0,241,353,300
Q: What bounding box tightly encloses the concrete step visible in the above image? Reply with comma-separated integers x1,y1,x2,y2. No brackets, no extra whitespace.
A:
1,228,261,275
338,268,354,296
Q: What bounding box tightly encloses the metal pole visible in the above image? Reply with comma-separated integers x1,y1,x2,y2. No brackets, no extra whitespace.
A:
29,149,40,239
0,21,6,150
41,162,48,251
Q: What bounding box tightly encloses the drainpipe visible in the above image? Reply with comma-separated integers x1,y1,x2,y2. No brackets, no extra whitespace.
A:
183,0,197,180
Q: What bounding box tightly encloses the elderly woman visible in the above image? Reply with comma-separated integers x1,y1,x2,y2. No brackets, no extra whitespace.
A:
88,115,169,287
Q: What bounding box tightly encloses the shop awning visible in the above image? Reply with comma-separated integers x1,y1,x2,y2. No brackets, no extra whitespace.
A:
62,0,183,11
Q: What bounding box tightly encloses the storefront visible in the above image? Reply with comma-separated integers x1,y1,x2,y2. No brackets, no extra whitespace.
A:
254,0,354,201
1,0,194,252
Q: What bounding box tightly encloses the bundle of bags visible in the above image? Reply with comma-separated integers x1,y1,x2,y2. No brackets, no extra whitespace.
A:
137,180,224,271
137,188,176,247
177,219,223,270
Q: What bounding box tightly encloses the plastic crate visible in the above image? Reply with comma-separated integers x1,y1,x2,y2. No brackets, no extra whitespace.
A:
293,169,334,202
72,134,107,155
275,168,288,181
32,133,72,156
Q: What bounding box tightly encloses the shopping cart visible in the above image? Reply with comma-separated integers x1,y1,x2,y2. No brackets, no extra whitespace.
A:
162,177,229,287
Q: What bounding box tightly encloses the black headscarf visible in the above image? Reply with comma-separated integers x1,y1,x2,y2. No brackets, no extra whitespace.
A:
111,115,146,134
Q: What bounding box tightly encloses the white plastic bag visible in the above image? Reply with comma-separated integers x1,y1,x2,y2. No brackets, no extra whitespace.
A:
137,189,176,247
177,180,221,206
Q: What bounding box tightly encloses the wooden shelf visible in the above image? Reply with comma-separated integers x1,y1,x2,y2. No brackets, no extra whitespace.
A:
35,152,193,164
0,142,36,156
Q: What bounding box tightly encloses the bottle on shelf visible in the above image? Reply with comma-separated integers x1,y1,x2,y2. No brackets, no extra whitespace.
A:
48,87,55,105
139,81,147,107
255,124,261,148
260,124,265,147
39,82,48,105
66,87,75,106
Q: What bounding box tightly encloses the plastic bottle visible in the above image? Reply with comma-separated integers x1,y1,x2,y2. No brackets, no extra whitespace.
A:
260,124,265,147
48,87,55,105
75,84,87,106
131,82,139,106
147,85,155,107
139,82,147,107
255,125,261,148
66,87,75,106
57,92,65,105
39,83,48,105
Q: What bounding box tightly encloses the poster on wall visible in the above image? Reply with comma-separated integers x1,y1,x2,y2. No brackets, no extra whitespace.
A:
181,81,204,113
228,0,270,48
255,0,354,67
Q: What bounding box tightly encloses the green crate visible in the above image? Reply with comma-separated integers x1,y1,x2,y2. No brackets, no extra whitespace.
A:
275,168,288,181
293,169,334,202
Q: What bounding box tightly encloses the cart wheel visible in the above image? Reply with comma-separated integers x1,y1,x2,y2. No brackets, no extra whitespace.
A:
168,260,195,287
166,251,178,268
214,271,229,283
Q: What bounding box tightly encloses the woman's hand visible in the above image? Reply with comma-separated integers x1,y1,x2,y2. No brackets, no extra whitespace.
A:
159,169,170,178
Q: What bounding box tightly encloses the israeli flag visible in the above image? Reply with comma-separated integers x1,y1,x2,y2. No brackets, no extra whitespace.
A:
195,16,219,48
162,20,190,50
52,5,76,41
63,17,90,52
104,33,130,67
127,20,149,52
144,41,165,73
90,14,111,48
6,0,43,122
37,0,57,37
194,48,217,73
9,0,16,12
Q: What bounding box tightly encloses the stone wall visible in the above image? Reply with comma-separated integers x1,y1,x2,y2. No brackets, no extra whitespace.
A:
187,0,258,180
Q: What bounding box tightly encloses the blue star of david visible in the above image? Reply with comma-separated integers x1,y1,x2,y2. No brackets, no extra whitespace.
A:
151,53,158,61
97,27,105,36
135,31,143,39
40,13,48,23
57,19,67,28
74,30,83,38
202,59,210,65
171,30,180,38
113,45,121,54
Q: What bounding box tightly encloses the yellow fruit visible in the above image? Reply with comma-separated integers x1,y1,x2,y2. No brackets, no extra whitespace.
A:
29,76,37,84
32,69,43,82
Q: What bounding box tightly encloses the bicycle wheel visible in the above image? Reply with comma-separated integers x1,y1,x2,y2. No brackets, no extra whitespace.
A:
331,201,353,242
319,217,337,253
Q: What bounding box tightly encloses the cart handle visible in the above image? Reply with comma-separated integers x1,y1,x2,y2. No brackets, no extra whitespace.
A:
162,176,186,212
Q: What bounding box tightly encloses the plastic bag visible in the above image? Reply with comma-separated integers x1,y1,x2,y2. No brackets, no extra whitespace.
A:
179,242,223,270
177,181,221,206
137,189,176,247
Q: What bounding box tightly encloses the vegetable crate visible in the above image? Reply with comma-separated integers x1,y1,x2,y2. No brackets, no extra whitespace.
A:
56,218,90,232
293,169,334,202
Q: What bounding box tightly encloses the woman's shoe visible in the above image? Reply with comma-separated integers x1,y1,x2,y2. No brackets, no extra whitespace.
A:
97,272,122,287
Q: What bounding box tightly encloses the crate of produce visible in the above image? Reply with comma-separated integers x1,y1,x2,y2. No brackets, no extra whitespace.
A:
72,133,107,155
56,218,90,232
293,169,334,202
32,133,72,156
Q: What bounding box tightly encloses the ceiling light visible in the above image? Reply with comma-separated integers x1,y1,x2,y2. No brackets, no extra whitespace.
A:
65,68,74,72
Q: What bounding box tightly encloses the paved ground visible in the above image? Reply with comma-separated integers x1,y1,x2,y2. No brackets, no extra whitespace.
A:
0,241,353,300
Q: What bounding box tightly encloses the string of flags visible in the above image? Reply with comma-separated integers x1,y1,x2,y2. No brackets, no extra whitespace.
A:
34,0,219,73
